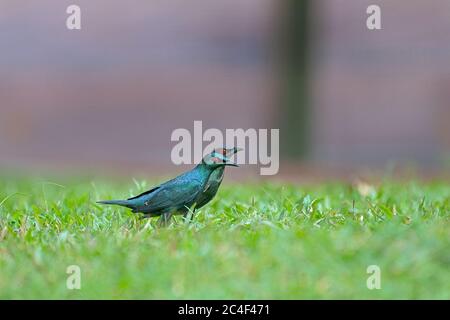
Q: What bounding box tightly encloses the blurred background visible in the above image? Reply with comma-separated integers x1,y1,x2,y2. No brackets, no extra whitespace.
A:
1,0,449,181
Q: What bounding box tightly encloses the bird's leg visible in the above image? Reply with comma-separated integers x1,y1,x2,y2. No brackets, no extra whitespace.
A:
158,212,173,227
138,214,147,220
183,203,197,223
157,215,166,227
157,214,167,227
189,209,196,222
183,209,196,223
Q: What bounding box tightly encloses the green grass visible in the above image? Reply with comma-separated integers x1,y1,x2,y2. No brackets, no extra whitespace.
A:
0,176,449,299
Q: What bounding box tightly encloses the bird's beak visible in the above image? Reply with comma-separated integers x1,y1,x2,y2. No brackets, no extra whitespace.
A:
225,162,239,167
220,155,239,167
226,147,243,157
225,147,242,166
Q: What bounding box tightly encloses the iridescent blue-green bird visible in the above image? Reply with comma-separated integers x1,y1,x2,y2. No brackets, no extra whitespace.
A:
97,149,239,226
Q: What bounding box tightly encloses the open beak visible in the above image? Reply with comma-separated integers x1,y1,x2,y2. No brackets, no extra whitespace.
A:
225,162,239,167
223,147,242,167
226,147,243,157
218,154,239,167
222,156,239,167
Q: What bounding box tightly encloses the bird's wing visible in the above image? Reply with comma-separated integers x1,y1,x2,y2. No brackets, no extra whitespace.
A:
137,178,204,213
127,171,188,201
127,186,160,200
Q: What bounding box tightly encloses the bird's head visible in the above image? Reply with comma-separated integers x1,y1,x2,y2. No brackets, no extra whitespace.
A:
202,147,241,168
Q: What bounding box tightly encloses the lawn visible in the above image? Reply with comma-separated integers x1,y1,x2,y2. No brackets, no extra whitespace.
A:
0,176,449,299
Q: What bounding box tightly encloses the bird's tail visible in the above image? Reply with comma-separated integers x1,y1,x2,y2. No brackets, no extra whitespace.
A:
97,199,134,209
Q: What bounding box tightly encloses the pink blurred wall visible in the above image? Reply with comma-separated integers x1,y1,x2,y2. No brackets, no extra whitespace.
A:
311,0,450,166
0,0,276,173
0,0,449,175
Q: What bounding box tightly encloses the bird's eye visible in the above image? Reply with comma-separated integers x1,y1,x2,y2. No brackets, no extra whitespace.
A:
222,149,227,155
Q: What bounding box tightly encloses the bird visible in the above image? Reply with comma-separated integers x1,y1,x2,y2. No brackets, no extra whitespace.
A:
184,147,241,220
97,149,239,226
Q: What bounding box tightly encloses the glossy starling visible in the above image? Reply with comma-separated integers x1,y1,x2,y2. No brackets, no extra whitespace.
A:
97,150,238,226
